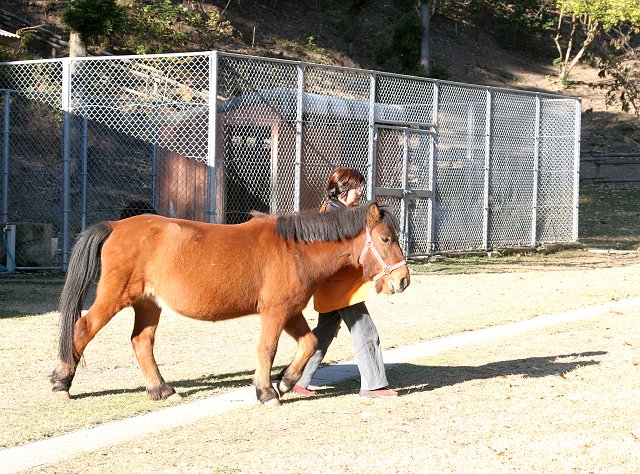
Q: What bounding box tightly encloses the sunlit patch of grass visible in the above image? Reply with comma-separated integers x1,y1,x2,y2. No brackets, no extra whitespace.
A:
579,183,640,250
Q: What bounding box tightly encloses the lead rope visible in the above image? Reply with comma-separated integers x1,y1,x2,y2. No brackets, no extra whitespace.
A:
358,226,407,281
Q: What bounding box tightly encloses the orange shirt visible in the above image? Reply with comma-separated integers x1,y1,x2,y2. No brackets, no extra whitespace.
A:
312,199,371,312
313,265,371,312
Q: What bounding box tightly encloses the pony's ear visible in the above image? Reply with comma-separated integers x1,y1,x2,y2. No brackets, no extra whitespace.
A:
366,202,382,227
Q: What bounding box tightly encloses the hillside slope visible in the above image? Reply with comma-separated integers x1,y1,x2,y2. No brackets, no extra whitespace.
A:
2,0,639,156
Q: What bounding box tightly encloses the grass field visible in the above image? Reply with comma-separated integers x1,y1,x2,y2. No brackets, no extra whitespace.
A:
579,182,640,250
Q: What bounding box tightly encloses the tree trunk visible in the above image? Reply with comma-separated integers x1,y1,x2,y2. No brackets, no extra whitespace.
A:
420,1,431,75
68,30,87,57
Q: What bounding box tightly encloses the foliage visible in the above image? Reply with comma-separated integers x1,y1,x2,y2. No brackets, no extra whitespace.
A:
61,0,122,42
117,0,191,54
0,39,36,62
115,1,233,55
552,0,640,82
475,0,556,56
392,3,423,71
204,9,234,43
428,62,450,80
594,25,640,117
372,0,422,74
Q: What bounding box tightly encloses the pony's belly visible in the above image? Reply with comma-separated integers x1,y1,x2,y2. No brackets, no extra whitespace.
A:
152,295,252,322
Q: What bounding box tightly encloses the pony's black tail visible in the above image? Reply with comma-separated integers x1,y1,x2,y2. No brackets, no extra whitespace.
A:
58,221,113,365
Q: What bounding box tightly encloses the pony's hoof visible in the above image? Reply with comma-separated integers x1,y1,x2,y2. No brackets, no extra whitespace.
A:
263,397,282,407
167,392,182,401
53,390,70,400
278,380,292,395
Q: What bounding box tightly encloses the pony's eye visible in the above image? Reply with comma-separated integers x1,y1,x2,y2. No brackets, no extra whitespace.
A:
380,235,391,244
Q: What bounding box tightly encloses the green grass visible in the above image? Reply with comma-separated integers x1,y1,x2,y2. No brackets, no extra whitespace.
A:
579,182,640,250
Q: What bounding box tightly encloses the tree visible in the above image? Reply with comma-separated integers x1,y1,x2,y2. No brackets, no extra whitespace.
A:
553,0,640,82
62,0,122,56
389,0,448,75
420,1,437,75
596,24,640,117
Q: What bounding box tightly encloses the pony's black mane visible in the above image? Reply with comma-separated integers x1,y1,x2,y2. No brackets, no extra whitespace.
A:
274,202,399,243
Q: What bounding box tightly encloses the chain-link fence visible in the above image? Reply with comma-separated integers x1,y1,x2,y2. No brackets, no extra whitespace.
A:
0,51,580,271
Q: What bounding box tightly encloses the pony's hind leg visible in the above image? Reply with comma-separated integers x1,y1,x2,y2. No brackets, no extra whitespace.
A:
278,313,318,395
50,296,127,397
254,312,286,405
131,300,176,400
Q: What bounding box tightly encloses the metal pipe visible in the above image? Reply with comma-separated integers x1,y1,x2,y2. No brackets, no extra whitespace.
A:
206,51,218,223
81,104,88,230
294,62,304,212
61,58,71,271
572,98,582,242
367,71,376,200
400,129,409,253
531,94,541,246
428,80,440,253
482,89,492,251
151,102,157,210
2,90,9,224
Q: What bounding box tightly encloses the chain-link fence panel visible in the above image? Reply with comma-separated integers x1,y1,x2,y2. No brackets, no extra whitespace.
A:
70,55,211,229
406,130,434,255
1,51,581,270
376,73,435,125
488,91,537,247
436,84,487,251
537,97,578,242
217,54,299,221
374,126,434,255
301,64,370,210
1,60,63,269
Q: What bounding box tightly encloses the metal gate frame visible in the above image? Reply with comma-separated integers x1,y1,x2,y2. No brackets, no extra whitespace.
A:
373,124,437,256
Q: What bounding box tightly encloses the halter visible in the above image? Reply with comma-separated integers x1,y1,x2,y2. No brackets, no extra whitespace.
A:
358,226,407,281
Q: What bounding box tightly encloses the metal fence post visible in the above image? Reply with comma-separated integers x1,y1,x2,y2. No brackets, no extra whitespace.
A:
401,129,409,252
207,51,218,223
482,88,493,251
531,94,541,246
2,90,10,224
367,71,376,200
294,62,305,212
81,103,88,230
429,80,440,252
61,58,72,271
572,98,582,241
151,101,158,210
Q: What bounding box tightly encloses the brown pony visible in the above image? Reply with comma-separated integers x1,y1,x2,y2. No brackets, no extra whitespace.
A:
51,202,410,405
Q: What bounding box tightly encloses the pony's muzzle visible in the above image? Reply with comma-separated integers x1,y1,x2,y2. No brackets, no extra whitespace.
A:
382,272,410,294
398,276,409,292
391,275,410,293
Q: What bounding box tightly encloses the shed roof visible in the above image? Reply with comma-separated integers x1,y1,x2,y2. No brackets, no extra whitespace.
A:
0,28,20,48
219,87,436,126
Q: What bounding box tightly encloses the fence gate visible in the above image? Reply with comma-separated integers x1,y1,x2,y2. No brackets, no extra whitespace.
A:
374,125,436,256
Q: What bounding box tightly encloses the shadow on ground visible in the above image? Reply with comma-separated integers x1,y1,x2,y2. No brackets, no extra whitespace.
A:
71,369,256,400
58,351,606,402
285,351,606,401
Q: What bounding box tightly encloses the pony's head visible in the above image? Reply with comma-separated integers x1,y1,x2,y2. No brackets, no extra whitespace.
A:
360,202,410,294
274,201,410,294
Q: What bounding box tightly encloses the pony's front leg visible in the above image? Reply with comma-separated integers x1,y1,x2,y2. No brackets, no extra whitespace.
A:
277,312,317,395
254,312,285,405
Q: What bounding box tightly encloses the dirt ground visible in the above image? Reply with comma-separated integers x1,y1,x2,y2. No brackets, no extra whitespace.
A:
24,263,640,473
1,251,640,472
